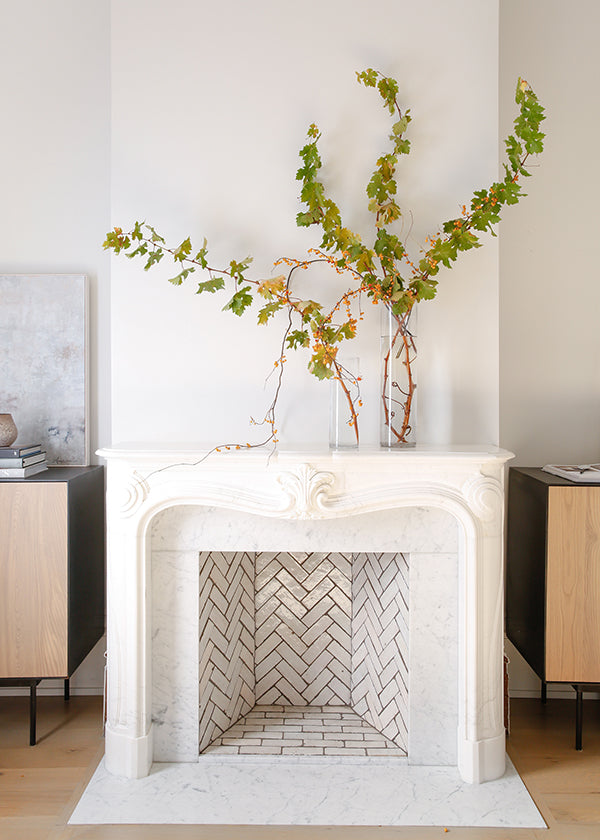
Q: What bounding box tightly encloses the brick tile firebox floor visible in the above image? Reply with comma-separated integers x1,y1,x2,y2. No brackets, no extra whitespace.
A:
202,704,407,757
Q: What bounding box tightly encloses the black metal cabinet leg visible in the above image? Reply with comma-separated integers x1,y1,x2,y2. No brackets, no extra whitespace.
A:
575,686,583,750
64,678,70,702
29,682,37,746
541,680,547,704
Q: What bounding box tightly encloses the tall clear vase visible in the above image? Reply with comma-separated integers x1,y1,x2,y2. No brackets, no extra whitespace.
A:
380,304,416,447
329,356,360,449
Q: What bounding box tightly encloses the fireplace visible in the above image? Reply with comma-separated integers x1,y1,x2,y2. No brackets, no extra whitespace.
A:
151,542,414,760
99,444,511,784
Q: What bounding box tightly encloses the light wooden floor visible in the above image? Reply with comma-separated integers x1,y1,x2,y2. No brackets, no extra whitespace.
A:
1,695,600,839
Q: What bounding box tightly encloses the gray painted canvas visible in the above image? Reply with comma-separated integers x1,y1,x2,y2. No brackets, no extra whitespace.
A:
0,274,88,465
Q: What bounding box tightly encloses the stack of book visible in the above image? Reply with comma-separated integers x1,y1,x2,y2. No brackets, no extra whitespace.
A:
0,443,48,478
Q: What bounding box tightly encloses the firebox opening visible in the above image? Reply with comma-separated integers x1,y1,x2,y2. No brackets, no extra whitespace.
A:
198,551,409,758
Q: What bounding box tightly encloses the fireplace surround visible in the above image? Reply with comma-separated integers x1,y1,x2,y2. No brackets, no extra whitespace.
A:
99,444,512,784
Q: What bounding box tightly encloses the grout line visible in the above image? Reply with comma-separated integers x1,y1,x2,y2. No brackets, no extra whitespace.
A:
203,704,407,757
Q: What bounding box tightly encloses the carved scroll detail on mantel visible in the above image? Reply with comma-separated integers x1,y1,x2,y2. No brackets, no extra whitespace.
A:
461,474,504,531
277,464,336,519
113,470,150,517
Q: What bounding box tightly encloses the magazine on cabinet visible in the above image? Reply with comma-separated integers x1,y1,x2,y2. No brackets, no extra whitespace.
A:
542,464,600,483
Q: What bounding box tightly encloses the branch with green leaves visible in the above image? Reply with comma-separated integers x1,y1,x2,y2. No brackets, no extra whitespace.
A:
104,70,545,446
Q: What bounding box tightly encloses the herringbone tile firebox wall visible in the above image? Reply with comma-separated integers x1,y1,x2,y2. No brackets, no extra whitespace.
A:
198,551,409,755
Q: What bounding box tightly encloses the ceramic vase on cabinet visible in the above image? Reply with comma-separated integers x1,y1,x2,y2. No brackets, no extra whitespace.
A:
0,414,18,447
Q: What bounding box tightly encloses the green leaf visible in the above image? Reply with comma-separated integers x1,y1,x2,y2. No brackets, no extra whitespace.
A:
102,230,118,251
504,135,523,171
194,238,209,269
355,249,375,273
336,321,356,341
500,175,523,204
374,229,405,261
297,300,323,322
296,210,319,227
525,137,544,154
168,267,195,286
125,243,148,260
144,249,164,270
146,224,165,245
377,76,399,114
356,68,378,88
223,285,253,316
257,275,286,299
300,179,326,207
394,138,410,155
174,237,192,262
103,229,130,253
367,171,385,200
196,276,225,294
257,301,283,324
229,257,253,283
308,353,335,380
286,329,310,349
392,114,411,136
410,277,438,301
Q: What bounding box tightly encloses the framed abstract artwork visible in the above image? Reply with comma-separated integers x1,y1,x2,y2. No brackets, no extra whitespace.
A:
0,274,88,465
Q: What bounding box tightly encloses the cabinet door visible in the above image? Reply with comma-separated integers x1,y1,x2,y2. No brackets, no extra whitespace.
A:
546,486,600,682
0,483,68,677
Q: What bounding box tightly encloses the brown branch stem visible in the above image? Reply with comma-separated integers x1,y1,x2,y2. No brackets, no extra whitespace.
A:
381,307,416,444
332,358,360,446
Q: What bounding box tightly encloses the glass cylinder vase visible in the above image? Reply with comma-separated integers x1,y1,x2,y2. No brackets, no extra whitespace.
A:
380,305,416,447
329,356,360,449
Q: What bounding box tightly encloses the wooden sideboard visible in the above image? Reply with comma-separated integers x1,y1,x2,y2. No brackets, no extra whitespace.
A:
506,467,600,747
0,466,105,742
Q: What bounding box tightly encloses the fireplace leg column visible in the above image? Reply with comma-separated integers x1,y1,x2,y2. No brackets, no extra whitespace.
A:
104,512,154,779
457,525,506,784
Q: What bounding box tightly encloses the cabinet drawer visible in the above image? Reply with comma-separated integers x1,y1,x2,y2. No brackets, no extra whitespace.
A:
546,486,600,682
0,483,68,677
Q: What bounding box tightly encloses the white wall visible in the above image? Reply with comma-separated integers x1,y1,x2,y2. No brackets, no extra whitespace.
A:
111,0,500,448
0,1,112,459
0,1,111,695
500,0,600,696
500,0,600,467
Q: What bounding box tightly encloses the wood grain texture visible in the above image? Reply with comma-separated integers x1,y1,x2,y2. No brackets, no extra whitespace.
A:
0,483,68,677
546,487,600,682
546,793,600,825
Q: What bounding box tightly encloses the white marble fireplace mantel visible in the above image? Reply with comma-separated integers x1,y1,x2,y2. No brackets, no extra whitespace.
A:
98,443,513,785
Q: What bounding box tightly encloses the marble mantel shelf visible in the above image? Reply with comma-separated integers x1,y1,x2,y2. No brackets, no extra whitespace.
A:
98,443,513,785
100,441,507,462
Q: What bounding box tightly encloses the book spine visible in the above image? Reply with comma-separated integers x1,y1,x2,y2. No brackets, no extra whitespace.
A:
0,463,48,478
0,446,41,457
0,453,45,468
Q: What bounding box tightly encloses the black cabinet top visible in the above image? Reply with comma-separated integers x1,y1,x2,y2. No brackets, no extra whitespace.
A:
0,465,103,484
510,466,600,488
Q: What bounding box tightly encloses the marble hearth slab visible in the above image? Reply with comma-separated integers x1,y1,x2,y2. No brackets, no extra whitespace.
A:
70,756,545,827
